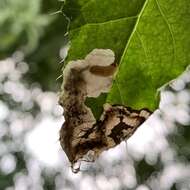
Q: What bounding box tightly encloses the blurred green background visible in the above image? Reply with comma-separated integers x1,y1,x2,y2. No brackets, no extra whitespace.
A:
0,1,190,190
0,0,68,91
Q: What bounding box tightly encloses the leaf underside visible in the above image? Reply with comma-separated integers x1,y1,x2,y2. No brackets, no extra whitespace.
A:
63,0,190,117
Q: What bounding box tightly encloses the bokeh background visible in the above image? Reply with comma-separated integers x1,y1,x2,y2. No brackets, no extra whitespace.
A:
0,1,190,190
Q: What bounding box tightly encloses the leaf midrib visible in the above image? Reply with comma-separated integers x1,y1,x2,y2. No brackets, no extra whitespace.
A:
107,0,149,103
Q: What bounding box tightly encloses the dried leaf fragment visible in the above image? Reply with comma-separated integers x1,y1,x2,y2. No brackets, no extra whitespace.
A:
59,49,152,171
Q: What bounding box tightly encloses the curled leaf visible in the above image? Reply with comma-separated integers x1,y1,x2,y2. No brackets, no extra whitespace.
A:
59,49,151,170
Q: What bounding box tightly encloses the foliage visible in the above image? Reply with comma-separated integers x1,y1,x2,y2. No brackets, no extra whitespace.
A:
0,0,69,90
62,0,190,118
0,1,190,190
0,0,50,55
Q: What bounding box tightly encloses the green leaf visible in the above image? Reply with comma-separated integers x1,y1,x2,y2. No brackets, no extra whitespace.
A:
85,93,107,119
62,0,190,116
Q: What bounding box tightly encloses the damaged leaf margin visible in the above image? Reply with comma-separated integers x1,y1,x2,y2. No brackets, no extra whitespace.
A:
59,49,152,172
58,0,190,172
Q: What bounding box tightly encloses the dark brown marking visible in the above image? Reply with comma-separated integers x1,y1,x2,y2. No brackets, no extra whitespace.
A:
89,64,117,77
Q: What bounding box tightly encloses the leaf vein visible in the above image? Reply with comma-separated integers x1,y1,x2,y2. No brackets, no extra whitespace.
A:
136,30,149,63
70,15,138,32
154,0,176,63
110,0,149,104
